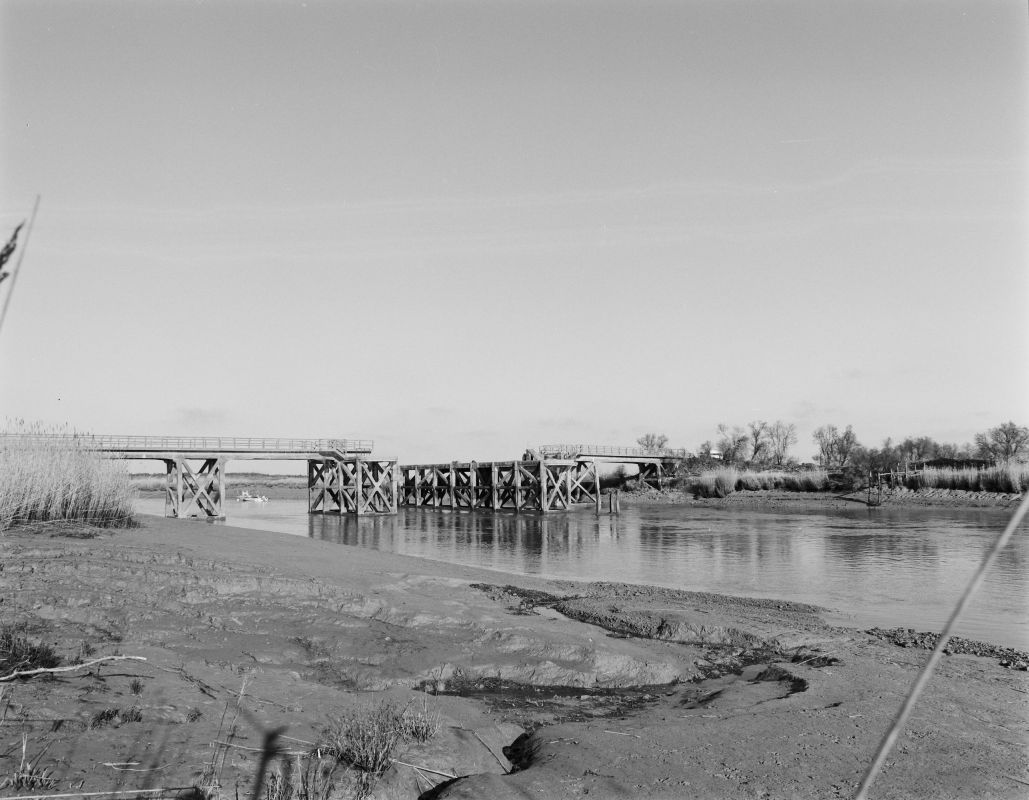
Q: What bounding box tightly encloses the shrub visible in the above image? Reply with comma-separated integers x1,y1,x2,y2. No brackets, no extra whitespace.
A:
0,423,135,530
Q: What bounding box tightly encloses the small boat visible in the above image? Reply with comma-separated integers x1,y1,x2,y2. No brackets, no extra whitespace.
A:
236,490,268,503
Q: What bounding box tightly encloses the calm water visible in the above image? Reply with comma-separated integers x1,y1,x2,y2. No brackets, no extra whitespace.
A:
135,497,1028,649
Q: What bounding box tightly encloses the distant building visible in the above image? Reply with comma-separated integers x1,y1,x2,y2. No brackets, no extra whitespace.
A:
709,449,723,460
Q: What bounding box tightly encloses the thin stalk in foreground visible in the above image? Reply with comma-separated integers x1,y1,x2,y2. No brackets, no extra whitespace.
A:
0,194,41,340
854,490,1029,800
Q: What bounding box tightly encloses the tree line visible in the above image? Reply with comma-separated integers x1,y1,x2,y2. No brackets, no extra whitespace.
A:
637,420,1029,472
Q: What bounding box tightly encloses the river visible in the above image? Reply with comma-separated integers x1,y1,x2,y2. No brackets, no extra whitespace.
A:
134,496,1028,649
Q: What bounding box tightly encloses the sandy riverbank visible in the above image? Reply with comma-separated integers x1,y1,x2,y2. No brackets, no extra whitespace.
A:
2,516,1027,799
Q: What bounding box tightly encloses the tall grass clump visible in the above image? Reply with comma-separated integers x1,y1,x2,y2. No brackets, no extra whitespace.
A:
686,468,830,497
905,465,1029,494
0,422,135,530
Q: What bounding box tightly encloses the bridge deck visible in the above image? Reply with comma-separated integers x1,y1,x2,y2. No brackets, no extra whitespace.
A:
0,435,375,460
536,444,688,462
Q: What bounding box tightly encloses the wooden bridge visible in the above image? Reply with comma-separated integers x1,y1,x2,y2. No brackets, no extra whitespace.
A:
4,435,687,520
1,434,394,519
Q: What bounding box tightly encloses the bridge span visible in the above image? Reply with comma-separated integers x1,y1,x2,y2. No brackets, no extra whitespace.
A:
1,434,393,519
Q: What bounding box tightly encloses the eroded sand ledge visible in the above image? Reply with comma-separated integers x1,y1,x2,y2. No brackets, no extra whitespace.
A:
2,514,1027,799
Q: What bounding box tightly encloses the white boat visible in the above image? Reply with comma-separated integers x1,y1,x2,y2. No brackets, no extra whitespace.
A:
236,490,268,503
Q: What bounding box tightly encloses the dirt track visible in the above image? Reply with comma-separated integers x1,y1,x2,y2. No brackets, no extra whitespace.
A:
2,515,1027,799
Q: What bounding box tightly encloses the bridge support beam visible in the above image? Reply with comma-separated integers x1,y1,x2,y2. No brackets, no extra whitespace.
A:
399,459,598,513
308,458,398,515
164,456,226,519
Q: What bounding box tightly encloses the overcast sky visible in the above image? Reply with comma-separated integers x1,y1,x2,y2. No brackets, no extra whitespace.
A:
1,0,1026,466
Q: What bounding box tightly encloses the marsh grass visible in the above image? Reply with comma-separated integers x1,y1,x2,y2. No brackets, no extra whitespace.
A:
687,468,830,497
901,465,1029,493
0,423,135,530
0,624,60,675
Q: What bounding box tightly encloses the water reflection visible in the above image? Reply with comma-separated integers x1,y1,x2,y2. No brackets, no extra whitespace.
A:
135,495,1028,648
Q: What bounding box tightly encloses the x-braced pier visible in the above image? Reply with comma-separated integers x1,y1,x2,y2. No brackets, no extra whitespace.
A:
398,459,600,513
308,458,398,515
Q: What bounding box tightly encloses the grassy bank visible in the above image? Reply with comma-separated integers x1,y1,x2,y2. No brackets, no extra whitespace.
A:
684,468,830,498
0,427,135,530
899,465,1029,494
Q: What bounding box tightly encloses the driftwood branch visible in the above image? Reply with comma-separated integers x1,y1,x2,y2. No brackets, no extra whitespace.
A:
0,655,146,683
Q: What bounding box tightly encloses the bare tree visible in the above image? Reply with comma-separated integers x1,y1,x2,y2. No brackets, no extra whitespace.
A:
636,433,669,453
812,424,860,469
746,420,769,465
974,421,1029,463
767,420,797,466
716,424,748,465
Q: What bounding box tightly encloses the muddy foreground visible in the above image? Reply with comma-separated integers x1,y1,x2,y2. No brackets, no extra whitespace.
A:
2,514,1027,799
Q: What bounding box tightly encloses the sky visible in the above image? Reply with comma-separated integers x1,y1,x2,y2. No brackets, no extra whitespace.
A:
1,0,1026,469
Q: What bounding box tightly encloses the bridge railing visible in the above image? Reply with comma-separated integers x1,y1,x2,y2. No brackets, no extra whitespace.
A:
0,434,375,455
537,444,689,459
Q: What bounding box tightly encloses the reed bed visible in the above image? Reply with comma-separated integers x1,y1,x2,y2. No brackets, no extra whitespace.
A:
901,465,1029,494
687,468,830,497
0,425,136,530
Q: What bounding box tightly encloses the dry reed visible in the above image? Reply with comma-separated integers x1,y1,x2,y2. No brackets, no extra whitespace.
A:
687,468,830,497
901,465,1029,494
0,423,136,530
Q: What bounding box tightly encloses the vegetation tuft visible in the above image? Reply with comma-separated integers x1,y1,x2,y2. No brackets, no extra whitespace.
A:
89,706,142,728
0,422,136,531
321,695,443,795
0,624,60,675
0,734,58,791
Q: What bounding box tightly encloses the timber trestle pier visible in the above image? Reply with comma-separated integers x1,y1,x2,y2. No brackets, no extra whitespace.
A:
397,459,601,513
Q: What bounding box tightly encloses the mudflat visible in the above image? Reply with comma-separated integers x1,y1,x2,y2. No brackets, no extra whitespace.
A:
2,513,1027,799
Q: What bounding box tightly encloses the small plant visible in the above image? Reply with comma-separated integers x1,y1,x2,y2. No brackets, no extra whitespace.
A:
0,624,60,674
89,706,141,728
324,700,406,776
186,706,202,722
121,706,142,723
130,677,145,695
77,640,96,661
262,755,338,800
401,693,441,743
0,735,58,791
90,707,120,728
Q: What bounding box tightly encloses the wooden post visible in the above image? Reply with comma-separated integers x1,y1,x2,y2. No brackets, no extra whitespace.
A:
355,459,365,515
491,462,499,511
513,462,522,513
449,462,457,508
539,460,548,512
594,461,601,515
